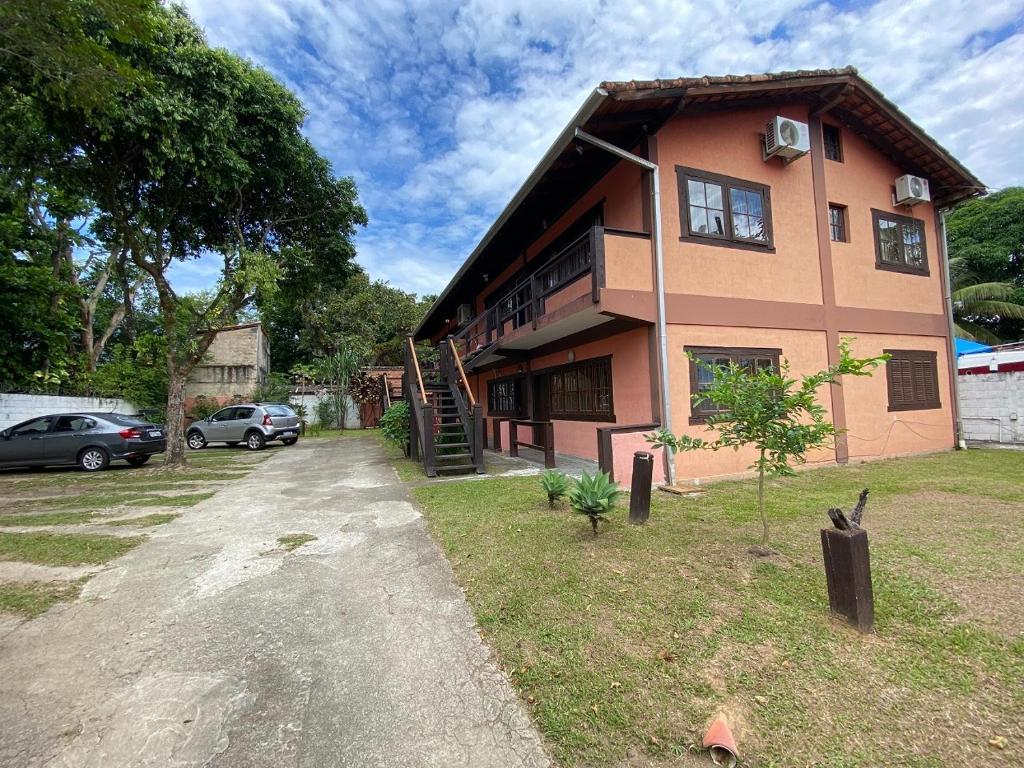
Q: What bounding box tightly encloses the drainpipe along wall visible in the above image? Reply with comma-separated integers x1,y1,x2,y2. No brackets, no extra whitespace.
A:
938,207,967,449
573,128,676,485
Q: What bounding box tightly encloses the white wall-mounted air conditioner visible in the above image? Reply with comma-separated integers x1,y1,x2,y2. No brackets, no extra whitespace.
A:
763,116,810,161
456,303,473,325
894,174,930,206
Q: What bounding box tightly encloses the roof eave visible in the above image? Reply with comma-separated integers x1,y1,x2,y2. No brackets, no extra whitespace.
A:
414,87,610,339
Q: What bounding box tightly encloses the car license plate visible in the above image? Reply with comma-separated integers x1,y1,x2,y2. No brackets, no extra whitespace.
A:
148,430,162,438
281,431,296,437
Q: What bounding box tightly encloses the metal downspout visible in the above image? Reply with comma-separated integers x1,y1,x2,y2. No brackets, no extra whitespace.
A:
573,128,676,485
938,208,967,449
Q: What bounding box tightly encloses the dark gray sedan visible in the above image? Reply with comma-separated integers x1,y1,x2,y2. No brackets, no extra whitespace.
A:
0,413,166,472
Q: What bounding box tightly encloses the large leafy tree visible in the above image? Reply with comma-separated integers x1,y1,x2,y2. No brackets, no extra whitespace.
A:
48,6,365,465
261,269,431,369
947,188,1024,343
0,1,157,387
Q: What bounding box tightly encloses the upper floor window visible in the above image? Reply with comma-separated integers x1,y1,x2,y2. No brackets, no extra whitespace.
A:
686,347,780,423
828,204,848,242
872,209,928,275
823,124,843,162
676,167,774,252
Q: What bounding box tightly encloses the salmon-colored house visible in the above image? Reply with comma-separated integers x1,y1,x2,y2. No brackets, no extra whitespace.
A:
408,68,982,485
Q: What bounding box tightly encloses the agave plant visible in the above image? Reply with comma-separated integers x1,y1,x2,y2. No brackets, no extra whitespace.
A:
539,470,569,508
568,471,621,535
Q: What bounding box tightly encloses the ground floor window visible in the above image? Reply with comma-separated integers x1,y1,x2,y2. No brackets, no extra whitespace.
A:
548,356,613,421
487,376,525,417
885,349,940,411
686,346,781,423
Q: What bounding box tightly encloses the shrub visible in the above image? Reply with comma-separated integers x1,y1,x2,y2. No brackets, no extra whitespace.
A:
252,372,292,403
568,471,621,535
189,395,221,421
540,471,569,508
379,401,410,446
316,398,338,429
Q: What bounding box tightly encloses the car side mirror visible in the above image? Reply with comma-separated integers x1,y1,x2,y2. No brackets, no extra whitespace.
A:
0,430,8,440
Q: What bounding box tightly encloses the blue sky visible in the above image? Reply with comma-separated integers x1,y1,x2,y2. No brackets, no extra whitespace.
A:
172,0,1024,297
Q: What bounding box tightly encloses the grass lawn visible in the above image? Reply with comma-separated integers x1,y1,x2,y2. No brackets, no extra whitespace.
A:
413,449,1024,767
0,580,85,618
0,532,144,566
106,513,179,527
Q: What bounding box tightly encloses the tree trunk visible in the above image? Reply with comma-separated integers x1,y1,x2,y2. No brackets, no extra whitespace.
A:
163,368,188,468
757,451,769,547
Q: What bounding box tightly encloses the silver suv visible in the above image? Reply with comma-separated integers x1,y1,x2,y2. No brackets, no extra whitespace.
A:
186,403,300,451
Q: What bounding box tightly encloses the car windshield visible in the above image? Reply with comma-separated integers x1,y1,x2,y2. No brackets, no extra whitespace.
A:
265,405,295,417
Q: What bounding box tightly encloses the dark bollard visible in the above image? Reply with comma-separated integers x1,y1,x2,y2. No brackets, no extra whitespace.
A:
629,451,653,525
820,527,874,632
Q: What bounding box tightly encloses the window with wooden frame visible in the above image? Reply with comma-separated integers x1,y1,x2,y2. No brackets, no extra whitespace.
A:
885,350,940,411
487,376,525,417
872,209,928,275
828,204,848,242
686,347,781,423
548,356,613,421
823,124,843,162
676,167,774,252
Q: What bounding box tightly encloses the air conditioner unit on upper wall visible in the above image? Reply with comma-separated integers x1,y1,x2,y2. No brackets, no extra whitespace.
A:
894,174,930,206
763,116,810,161
456,303,472,325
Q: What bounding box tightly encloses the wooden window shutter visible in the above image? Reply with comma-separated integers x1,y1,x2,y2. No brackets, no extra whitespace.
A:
885,350,940,411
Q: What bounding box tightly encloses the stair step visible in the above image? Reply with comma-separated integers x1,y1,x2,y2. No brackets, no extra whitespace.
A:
435,463,478,472
433,441,470,448
436,451,471,459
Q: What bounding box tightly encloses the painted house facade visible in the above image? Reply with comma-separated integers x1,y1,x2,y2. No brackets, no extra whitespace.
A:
411,68,982,484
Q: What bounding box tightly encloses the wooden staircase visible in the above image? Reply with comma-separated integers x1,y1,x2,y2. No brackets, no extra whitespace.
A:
404,336,485,477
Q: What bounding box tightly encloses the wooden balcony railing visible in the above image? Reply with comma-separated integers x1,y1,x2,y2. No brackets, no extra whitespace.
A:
452,226,604,359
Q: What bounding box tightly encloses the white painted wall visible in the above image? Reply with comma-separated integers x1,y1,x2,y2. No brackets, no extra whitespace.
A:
0,393,138,429
958,372,1024,444
289,391,360,429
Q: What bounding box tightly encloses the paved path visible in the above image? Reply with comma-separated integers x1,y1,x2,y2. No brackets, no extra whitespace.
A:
0,437,548,768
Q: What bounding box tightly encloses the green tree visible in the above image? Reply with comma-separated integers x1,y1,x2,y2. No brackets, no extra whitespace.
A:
947,188,1024,342
648,341,886,552
47,7,367,466
0,0,157,113
316,348,362,429
260,269,429,369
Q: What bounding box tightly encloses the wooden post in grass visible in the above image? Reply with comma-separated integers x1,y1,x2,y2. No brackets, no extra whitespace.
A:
820,527,874,632
629,451,653,525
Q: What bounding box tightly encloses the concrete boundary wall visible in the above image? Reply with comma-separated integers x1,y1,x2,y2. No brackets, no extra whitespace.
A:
958,371,1024,444
0,393,138,429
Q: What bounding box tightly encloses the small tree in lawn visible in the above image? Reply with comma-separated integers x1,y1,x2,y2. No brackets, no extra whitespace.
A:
647,340,887,553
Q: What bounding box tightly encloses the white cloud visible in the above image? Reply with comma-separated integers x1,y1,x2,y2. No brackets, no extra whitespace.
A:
179,0,1024,297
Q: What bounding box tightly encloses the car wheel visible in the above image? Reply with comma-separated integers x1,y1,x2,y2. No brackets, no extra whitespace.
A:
127,455,151,467
245,431,266,451
187,431,207,450
282,437,298,446
79,447,109,472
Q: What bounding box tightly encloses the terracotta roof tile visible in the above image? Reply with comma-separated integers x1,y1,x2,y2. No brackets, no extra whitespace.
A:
601,67,859,93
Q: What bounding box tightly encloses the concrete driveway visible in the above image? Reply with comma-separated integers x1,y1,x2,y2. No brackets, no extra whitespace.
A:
0,436,548,768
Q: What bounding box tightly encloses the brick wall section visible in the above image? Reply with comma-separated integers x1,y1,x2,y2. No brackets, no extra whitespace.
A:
958,372,1024,443
0,394,137,429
